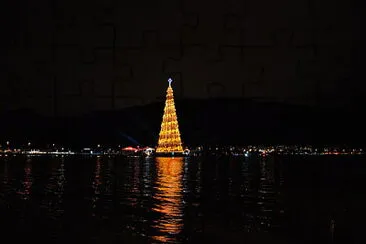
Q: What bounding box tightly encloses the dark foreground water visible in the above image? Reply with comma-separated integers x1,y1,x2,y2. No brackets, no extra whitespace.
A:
0,155,365,243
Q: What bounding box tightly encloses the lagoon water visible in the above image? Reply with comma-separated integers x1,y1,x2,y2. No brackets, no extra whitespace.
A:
0,154,365,243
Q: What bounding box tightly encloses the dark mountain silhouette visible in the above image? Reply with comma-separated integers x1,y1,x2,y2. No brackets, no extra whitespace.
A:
0,99,364,148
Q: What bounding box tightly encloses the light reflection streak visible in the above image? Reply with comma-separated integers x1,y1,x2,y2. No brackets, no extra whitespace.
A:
151,157,184,243
257,157,276,230
3,160,9,185
55,158,66,210
241,158,256,231
0,160,10,207
143,157,153,196
18,159,33,200
195,160,202,194
125,158,141,207
92,157,102,216
101,158,114,221
131,158,140,205
40,158,66,221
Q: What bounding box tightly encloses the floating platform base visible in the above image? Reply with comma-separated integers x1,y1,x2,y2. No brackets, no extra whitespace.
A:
154,152,189,157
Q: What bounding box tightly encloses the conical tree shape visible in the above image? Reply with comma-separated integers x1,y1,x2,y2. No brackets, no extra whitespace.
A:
156,78,183,153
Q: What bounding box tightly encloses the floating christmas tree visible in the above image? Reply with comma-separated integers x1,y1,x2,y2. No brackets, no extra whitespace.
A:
156,78,184,154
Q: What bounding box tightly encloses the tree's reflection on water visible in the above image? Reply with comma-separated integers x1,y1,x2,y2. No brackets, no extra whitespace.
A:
151,157,184,243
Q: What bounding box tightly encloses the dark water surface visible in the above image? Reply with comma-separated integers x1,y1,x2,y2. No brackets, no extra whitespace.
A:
0,155,365,243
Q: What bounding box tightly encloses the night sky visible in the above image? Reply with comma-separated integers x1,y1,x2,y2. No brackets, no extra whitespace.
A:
1,0,365,116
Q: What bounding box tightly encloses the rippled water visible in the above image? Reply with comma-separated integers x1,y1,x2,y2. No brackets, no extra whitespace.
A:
0,155,365,243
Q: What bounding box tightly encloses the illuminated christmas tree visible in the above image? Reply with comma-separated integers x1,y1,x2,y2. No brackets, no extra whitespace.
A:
156,78,184,154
